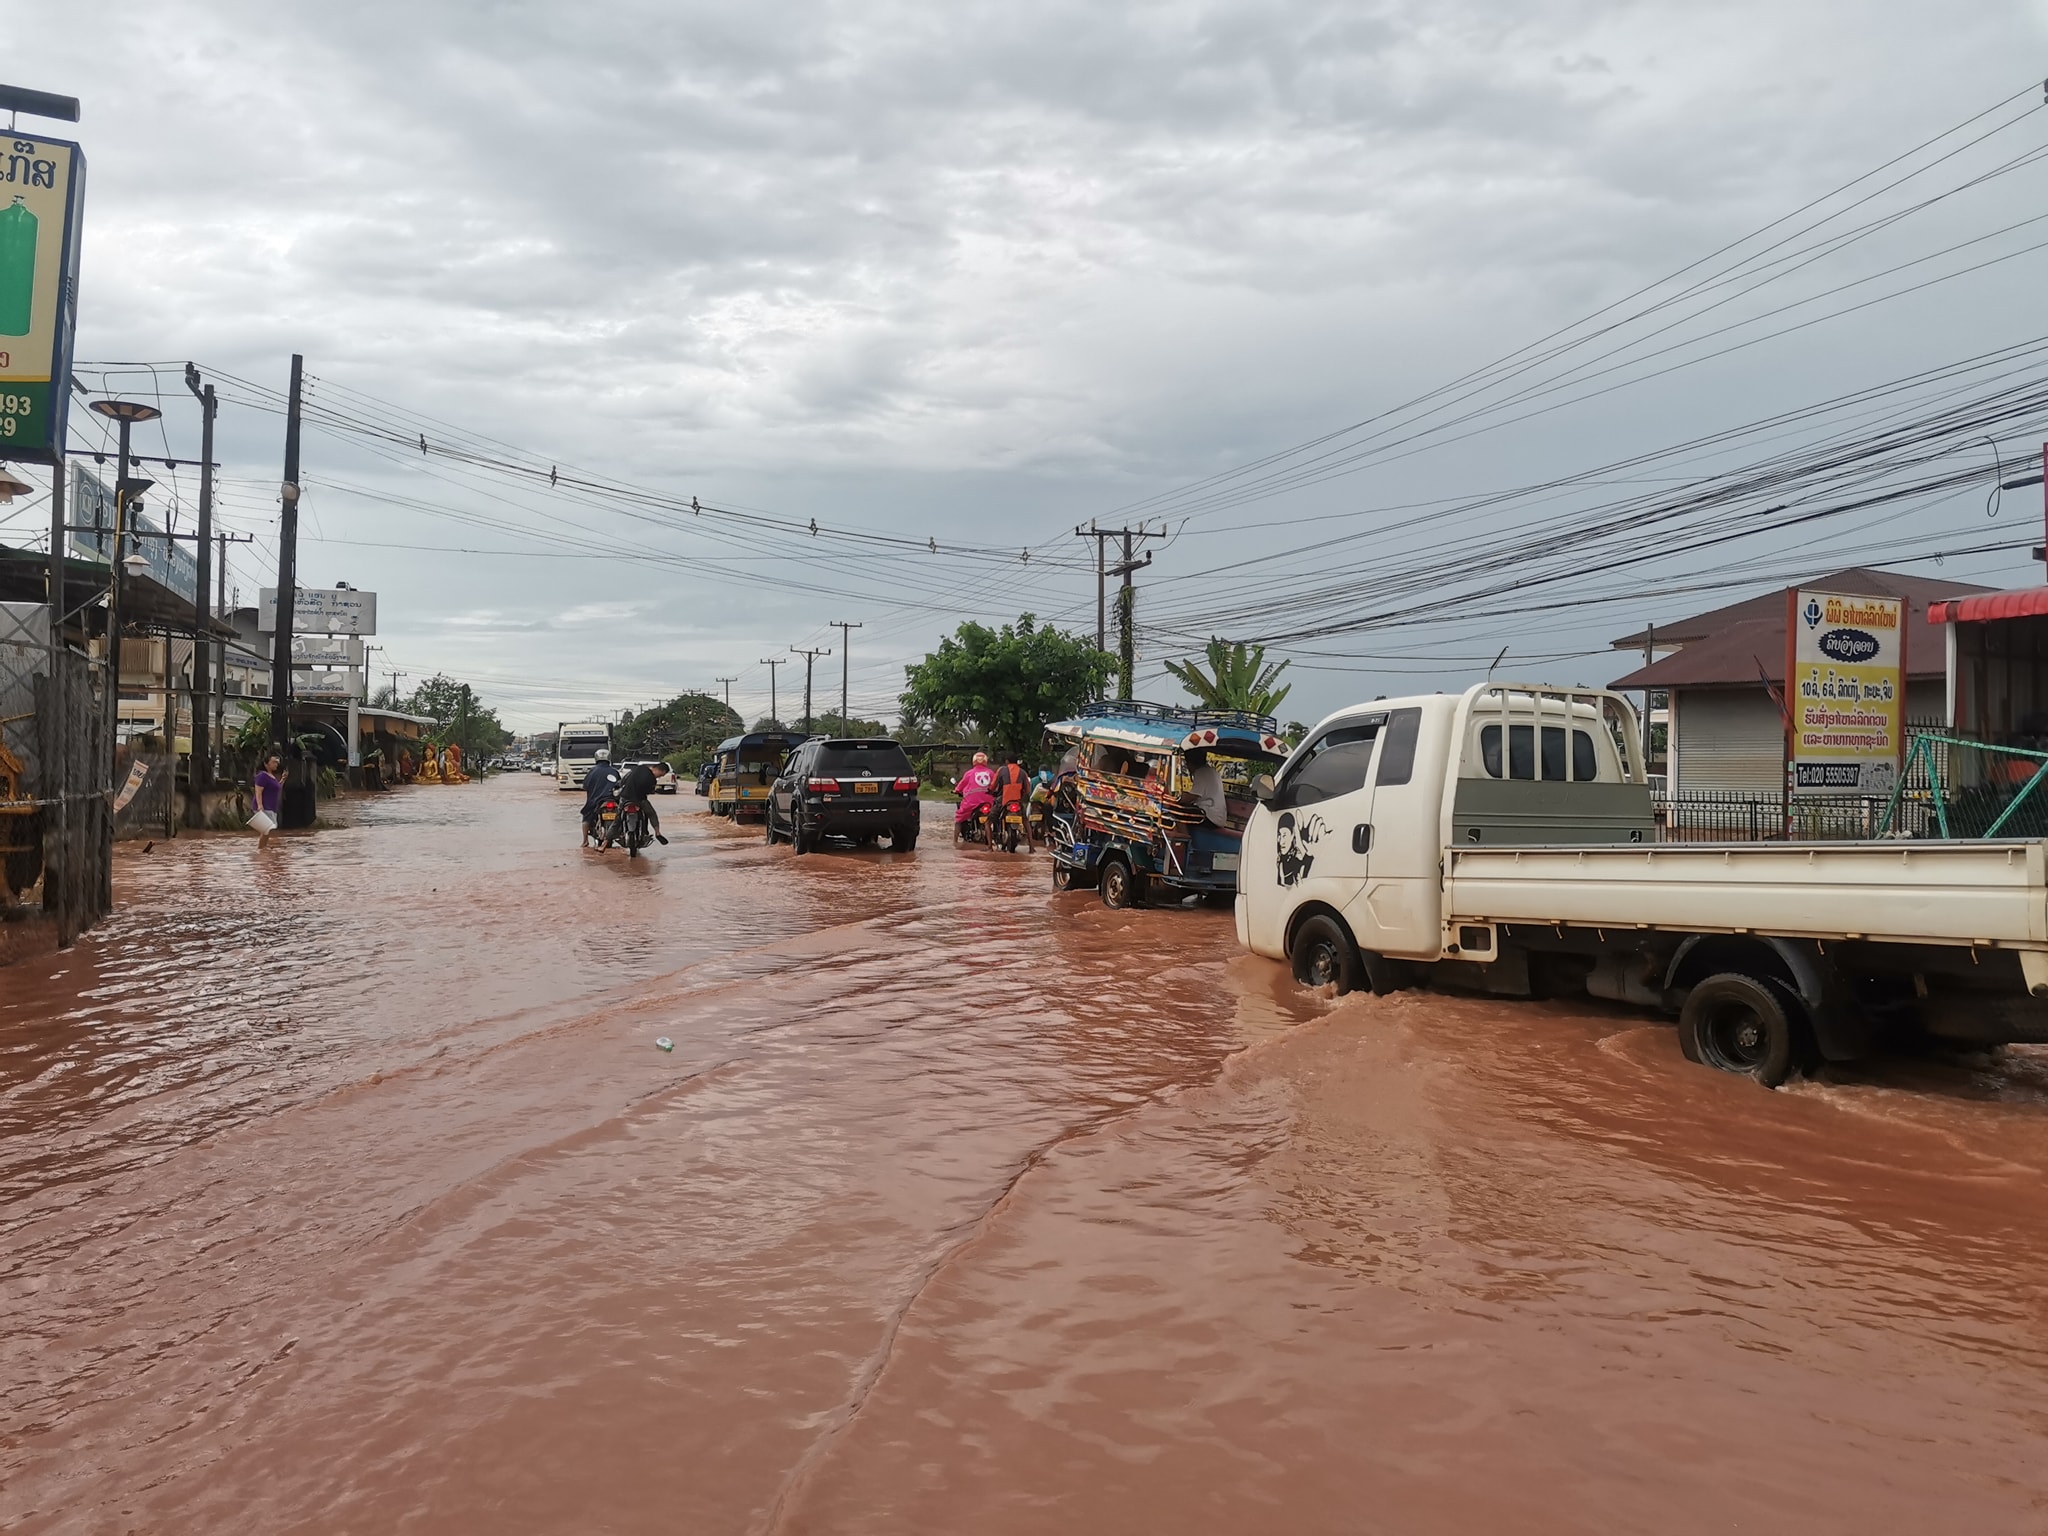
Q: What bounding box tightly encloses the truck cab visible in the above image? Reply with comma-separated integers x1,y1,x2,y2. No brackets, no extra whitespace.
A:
1238,685,1651,968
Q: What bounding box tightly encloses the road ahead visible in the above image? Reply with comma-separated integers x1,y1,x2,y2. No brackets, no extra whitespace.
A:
4,776,2046,1533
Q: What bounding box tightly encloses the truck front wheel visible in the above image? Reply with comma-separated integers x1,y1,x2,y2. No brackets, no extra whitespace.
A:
1679,972,1804,1087
1290,914,1363,994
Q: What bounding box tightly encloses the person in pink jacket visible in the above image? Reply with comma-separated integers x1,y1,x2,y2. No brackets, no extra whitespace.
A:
954,751,997,833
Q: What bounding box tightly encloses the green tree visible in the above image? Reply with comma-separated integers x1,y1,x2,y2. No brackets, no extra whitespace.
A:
1162,638,1292,716
616,693,743,761
809,711,887,739
900,614,1113,764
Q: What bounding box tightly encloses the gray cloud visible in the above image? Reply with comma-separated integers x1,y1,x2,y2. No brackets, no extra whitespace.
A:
14,0,2048,727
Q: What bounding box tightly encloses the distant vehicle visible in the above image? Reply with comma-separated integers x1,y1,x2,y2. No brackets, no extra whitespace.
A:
765,737,921,853
556,721,612,791
1042,701,1291,908
622,759,678,794
1237,681,2048,1087
694,761,715,796
707,731,807,821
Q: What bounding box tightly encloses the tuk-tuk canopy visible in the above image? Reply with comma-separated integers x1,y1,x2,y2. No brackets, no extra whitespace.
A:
1044,700,1289,758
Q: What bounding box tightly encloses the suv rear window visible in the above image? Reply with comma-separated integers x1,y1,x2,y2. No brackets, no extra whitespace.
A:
815,740,913,776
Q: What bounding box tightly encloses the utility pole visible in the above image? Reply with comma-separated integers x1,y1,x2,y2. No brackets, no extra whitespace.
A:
759,657,785,727
182,367,216,827
1075,521,1158,699
790,644,830,734
270,354,304,751
362,644,383,702
387,669,408,704
828,620,861,725
87,398,162,773
715,675,737,709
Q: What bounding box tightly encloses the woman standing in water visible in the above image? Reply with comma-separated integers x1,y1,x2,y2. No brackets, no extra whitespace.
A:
251,754,285,849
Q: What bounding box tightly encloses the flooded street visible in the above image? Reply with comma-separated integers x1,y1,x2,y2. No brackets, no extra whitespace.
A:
5,775,2047,1533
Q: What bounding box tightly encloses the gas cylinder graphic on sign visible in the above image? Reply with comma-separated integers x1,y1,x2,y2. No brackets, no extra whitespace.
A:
0,196,36,336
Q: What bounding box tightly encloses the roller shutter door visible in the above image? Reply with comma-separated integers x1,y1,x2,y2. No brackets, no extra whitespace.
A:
1671,688,1782,795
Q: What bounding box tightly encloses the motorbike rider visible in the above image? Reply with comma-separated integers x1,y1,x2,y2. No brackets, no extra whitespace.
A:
581,748,623,848
615,759,670,845
991,754,1031,843
954,751,997,839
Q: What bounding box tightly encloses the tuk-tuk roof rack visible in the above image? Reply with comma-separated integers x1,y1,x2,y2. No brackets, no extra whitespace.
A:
1080,699,1282,736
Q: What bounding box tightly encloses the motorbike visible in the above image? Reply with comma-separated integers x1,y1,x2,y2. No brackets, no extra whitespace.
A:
995,797,1032,853
955,797,995,845
593,795,655,857
602,796,655,857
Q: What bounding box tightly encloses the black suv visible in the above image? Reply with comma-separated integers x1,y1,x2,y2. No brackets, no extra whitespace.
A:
766,738,921,852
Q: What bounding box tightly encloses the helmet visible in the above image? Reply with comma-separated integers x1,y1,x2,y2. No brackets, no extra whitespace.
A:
972,751,988,764
595,748,611,761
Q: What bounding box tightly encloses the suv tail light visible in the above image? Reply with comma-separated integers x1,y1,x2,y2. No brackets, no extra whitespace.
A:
807,777,840,792
893,776,918,791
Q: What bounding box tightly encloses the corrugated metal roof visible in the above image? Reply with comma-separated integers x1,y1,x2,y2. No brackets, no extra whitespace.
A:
1928,588,2048,624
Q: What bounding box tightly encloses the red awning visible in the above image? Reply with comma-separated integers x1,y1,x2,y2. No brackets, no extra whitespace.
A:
1928,588,2048,624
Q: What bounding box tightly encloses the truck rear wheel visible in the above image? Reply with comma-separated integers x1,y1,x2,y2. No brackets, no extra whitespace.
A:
1679,972,1803,1087
1290,914,1362,994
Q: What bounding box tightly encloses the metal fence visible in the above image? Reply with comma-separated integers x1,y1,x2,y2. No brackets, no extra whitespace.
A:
2,600,113,945
1653,791,1945,842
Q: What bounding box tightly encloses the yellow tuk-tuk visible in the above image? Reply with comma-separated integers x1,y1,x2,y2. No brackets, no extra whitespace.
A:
707,731,807,821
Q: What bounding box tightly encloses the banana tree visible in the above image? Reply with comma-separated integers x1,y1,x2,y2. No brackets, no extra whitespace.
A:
1163,638,1291,715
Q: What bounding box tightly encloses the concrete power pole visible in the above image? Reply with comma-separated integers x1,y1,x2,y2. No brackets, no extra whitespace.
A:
270,353,304,750
715,675,737,709
758,657,785,728
829,621,861,726
182,369,216,827
1076,522,1157,699
790,645,831,735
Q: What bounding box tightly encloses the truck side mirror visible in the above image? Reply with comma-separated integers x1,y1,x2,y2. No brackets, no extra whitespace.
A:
1252,773,1276,804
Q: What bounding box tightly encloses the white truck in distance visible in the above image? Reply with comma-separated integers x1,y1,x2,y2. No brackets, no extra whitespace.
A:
1236,683,2048,1085
556,721,612,791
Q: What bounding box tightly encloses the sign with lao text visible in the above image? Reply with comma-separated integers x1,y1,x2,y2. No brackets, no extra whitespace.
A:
259,587,377,635
0,133,85,464
293,668,364,699
1786,588,1905,797
69,464,200,603
289,634,363,666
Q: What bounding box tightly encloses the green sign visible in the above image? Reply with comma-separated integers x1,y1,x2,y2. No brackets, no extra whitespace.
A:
0,133,84,464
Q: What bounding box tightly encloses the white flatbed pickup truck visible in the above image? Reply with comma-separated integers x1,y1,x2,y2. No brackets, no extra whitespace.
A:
1235,682,2048,1085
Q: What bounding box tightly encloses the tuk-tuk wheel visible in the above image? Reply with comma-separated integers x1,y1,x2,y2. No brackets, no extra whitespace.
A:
1099,856,1143,909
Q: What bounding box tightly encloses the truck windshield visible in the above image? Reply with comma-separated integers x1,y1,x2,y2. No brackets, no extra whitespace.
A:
562,737,608,758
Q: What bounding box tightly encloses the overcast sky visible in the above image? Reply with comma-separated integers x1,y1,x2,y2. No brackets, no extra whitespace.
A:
10,1,2048,732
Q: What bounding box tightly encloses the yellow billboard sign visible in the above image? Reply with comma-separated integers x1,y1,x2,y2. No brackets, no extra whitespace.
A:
1786,588,1905,796
0,133,85,463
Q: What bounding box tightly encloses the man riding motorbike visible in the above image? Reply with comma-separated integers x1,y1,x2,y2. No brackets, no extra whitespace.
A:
581,749,623,848
954,751,997,840
991,754,1031,848
615,759,670,845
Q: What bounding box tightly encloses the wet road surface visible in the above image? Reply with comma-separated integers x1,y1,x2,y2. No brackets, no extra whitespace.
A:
3,775,2046,1532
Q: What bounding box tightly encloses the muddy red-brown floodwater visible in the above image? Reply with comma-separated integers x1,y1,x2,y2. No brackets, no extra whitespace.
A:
4,776,2047,1533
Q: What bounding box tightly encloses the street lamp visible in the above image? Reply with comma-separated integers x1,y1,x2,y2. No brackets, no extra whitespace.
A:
89,399,162,748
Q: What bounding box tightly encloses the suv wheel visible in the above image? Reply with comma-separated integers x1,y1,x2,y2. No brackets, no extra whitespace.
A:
792,806,818,855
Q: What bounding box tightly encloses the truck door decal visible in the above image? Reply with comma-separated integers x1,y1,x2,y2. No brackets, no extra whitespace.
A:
1276,811,1327,885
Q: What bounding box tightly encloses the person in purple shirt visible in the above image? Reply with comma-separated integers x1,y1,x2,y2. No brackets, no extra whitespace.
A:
252,753,286,849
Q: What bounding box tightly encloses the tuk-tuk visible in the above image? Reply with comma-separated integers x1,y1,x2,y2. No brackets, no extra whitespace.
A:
706,731,807,821
1043,701,1290,908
